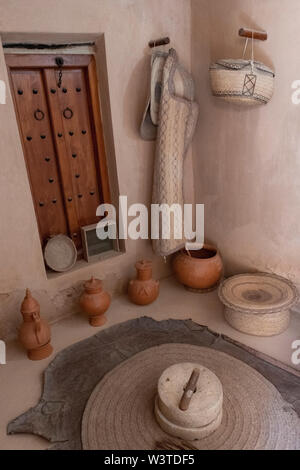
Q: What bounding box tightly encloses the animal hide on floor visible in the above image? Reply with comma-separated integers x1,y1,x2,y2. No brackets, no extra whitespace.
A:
7,317,300,450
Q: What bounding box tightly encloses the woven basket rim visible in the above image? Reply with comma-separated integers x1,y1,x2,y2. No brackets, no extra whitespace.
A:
218,273,299,315
209,59,275,76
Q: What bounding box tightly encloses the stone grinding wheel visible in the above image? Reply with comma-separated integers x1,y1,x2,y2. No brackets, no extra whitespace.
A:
81,344,300,450
155,363,223,440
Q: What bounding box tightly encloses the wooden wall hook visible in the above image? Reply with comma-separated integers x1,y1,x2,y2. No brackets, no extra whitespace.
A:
149,37,170,49
239,28,268,41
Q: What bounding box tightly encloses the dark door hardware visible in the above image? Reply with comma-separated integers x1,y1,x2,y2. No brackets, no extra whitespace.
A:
63,107,73,119
34,109,45,121
55,57,64,88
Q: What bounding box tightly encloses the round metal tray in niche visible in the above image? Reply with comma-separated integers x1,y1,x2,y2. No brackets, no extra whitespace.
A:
44,234,77,272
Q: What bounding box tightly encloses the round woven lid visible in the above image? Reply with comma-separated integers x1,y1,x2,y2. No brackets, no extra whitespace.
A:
81,344,300,450
44,235,77,272
218,273,298,314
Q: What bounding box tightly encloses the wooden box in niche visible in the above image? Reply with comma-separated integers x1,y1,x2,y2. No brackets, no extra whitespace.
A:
81,221,119,262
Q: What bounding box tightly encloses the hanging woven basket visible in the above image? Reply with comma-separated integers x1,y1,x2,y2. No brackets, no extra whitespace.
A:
209,37,275,106
209,59,275,105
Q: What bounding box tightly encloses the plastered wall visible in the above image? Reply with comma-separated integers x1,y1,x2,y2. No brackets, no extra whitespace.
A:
0,0,193,339
3,0,299,340
191,0,300,306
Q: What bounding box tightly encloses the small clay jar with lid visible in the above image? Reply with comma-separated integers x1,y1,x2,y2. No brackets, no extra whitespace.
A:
128,260,159,306
19,289,53,361
80,277,111,327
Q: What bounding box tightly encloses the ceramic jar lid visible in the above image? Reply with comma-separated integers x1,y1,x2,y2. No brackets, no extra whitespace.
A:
157,362,223,429
219,273,298,314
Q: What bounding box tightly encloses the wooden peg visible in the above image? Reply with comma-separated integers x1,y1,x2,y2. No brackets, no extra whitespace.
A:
239,28,268,41
149,37,170,48
179,368,200,411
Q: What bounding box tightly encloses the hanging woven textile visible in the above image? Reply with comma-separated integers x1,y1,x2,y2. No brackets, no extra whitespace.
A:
142,48,198,257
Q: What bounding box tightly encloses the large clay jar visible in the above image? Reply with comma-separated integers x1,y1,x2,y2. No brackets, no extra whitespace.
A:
80,277,111,327
128,260,159,306
173,244,223,291
19,289,53,361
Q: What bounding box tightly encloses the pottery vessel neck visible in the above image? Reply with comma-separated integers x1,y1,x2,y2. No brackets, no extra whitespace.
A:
84,277,103,294
21,289,40,321
136,261,152,281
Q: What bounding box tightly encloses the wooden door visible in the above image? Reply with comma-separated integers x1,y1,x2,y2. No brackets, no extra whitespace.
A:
7,54,110,252
10,68,68,242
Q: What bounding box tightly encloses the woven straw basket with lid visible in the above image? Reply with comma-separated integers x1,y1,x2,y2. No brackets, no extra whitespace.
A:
218,273,298,337
209,36,275,105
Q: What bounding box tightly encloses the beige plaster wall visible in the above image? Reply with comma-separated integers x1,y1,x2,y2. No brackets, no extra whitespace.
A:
0,0,193,339
191,0,300,301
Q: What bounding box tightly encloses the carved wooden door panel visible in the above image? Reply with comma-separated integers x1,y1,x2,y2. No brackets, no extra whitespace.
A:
7,54,110,252
10,68,68,242
44,67,103,244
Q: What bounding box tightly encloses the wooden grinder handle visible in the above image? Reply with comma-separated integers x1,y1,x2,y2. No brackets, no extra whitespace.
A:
179,368,200,411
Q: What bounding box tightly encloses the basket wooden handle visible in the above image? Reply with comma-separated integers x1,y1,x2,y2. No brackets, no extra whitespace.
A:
179,368,200,411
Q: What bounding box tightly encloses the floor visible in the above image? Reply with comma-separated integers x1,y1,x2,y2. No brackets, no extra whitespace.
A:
0,276,299,450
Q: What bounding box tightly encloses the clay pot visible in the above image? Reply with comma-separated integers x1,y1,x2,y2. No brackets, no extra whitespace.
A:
128,260,159,306
19,289,53,361
172,244,223,291
80,277,111,327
